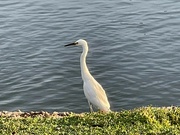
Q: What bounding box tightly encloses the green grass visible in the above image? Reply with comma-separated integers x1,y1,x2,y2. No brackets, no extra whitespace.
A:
0,107,180,135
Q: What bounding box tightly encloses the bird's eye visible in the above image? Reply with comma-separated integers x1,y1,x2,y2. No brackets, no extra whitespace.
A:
75,42,78,45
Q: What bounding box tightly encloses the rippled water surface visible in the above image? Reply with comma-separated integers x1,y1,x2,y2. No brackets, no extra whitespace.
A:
0,0,180,112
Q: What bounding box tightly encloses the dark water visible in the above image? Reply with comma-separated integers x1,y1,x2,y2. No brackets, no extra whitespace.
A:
0,0,180,112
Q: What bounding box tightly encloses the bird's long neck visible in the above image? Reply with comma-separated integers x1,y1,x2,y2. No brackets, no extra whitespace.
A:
80,43,92,81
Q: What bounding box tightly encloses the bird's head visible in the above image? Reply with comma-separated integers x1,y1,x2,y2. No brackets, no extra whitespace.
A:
64,39,87,47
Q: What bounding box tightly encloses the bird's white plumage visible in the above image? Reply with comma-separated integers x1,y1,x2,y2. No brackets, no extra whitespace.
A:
83,79,110,112
65,39,111,112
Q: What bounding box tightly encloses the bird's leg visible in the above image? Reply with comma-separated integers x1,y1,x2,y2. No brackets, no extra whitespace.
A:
88,101,94,113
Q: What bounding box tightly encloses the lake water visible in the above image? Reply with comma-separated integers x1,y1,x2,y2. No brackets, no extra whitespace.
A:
0,0,180,113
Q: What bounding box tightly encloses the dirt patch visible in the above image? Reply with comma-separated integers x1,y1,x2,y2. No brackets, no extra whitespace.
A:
0,110,74,118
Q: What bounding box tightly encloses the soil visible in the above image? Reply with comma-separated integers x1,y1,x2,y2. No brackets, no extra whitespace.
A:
0,110,74,118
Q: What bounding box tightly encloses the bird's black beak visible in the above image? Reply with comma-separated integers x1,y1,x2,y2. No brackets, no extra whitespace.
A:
64,42,77,47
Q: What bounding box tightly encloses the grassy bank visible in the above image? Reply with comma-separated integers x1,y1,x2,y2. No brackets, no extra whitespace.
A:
0,107,180,135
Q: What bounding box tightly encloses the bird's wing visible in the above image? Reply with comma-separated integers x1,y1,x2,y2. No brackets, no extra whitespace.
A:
83,79,110,110
93,81,110,108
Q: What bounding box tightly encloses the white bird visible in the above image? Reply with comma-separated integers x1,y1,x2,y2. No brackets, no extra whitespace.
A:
65,39,111,112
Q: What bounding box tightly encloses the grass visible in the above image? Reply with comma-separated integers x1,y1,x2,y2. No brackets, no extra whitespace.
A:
0,106,180,135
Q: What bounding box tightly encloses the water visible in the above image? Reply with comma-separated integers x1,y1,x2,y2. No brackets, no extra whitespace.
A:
0,0,180,113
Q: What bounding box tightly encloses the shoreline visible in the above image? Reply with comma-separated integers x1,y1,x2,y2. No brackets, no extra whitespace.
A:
0,106,178,118
0,106,179,134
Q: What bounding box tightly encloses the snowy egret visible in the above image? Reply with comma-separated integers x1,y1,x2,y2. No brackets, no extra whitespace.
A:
65,39,111,112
